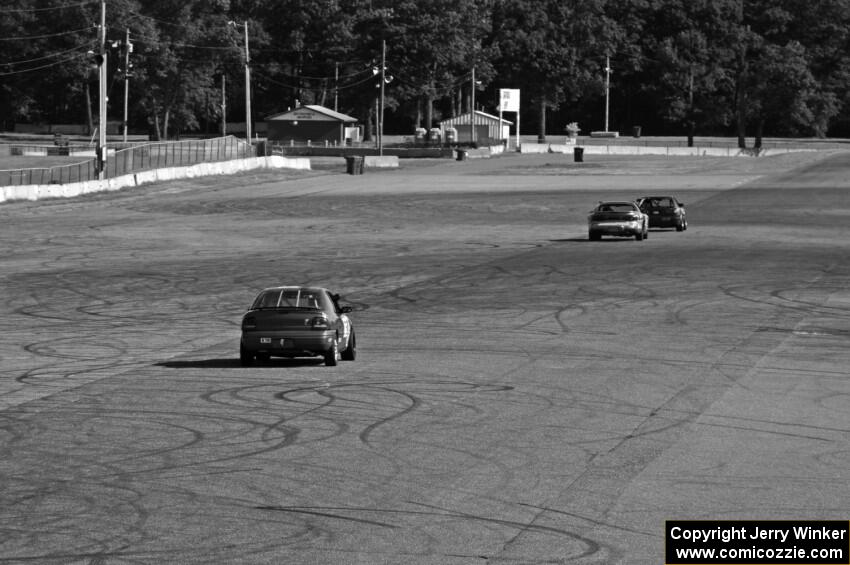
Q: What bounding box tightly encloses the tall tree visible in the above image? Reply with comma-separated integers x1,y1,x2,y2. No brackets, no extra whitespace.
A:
729,0,819,148
784,0,850,136
130,0,241,140
492,0,618,141
747,40,817,147
644,0,739,146
258,0,359,112
363,0,494,133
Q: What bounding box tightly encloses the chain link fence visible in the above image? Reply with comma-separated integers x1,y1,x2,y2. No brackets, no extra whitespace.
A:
0,136,256,187
0,159,97,186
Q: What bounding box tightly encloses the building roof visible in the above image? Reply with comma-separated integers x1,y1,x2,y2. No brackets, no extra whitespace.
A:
266,105,358,123
440,110,513,126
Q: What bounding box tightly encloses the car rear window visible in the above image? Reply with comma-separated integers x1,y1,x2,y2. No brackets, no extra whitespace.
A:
598,204,636,213
645,198,674,208
252,289,323,309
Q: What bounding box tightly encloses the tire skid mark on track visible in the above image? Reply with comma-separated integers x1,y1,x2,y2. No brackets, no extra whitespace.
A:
1,151,849,562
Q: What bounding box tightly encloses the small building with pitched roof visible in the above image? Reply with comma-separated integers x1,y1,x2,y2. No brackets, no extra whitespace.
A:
440,111,513,143
266,105,359,144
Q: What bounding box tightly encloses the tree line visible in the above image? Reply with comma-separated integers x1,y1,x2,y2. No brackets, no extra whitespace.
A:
3,0,850,147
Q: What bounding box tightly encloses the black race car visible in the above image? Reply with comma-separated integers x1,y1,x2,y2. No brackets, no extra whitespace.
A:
637,196,688,231
240,286,356,366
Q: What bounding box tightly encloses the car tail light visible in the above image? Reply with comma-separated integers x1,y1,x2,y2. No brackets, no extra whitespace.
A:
310,316,329,329
242,316,256,330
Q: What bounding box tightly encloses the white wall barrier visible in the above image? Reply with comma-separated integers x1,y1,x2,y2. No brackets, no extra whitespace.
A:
519,142,815,157
0,156,311,204
364,156,399,168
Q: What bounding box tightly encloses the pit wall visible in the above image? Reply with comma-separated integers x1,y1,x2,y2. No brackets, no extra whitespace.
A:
0,156,310,204
519,143,815,157
364,155,399,168
458,144,506,158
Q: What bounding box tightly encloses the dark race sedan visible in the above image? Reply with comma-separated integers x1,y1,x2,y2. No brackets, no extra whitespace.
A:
239,286,355,367
637,196,688,231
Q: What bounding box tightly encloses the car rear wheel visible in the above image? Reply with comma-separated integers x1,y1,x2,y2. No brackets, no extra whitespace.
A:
240,344,254,367
324,340,339,366
589,230,601,241
341,332,356,361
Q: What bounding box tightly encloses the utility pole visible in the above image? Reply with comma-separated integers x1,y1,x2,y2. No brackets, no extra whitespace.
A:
604,56,611,133
122,28,131,143
221,74,227,136
243,21,252,143
98,0,107,179
470,66,476,144
228,20,252,142
379,40,385,156
334,62,339,112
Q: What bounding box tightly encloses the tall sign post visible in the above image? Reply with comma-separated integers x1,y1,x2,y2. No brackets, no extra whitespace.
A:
499,88,520,149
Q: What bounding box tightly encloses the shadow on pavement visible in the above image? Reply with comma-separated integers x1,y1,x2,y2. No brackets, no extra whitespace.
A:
157,358,326,369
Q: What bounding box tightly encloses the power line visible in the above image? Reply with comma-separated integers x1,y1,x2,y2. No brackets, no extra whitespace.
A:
130,34,234,52
0,53,86,76
0,45,90,66
0,26,97,41
5,1,97,13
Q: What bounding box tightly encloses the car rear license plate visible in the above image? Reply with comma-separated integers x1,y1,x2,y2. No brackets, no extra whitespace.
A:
260,337,271,344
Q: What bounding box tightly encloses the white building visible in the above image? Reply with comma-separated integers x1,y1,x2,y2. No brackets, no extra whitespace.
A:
440,111,512,143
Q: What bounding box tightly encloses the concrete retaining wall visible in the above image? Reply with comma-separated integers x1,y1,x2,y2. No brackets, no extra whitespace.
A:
364,155,399,168
462,145,506,159
0,155,310,204
519,142,815,157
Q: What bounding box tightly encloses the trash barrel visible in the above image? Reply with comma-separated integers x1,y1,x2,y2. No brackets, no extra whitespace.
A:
456,149,468,161
574,147,584,162
345,155,364,175
632,126,642,138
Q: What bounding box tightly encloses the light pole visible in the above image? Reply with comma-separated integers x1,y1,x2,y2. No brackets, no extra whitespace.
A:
122,28,131,143
98,0,107,179
229,21,252,143
221,73,226,136
604,56,612,133
470,66,475,144
379,40,385,156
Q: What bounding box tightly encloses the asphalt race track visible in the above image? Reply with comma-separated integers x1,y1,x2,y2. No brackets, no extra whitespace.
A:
1,150,848,564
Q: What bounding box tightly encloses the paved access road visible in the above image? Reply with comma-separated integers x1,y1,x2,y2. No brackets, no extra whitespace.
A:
1,151,848,564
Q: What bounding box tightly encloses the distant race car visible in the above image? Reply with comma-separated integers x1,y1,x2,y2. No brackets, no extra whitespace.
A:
588,201,649,241
637,196,688,231
239,286,355,367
